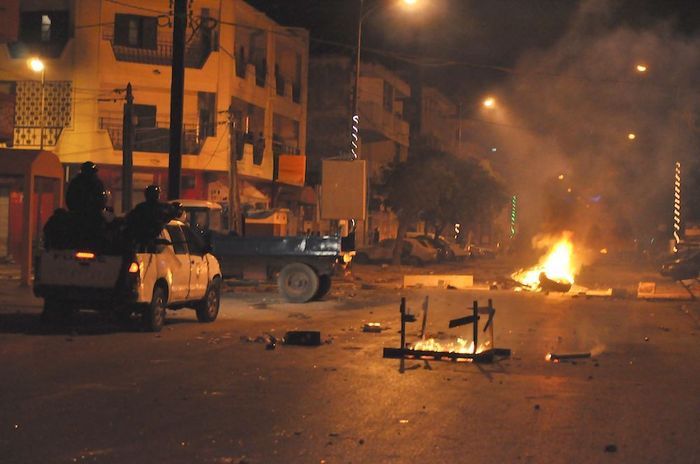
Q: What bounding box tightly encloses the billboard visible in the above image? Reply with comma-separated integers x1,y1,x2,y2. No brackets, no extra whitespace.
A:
321,159,366,220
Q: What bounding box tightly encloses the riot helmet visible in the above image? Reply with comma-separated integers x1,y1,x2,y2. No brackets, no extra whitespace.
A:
145,185,161,202
80,161,98,174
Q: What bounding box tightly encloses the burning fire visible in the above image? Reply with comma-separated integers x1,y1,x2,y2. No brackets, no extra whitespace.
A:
412,338,490,355
512,232,579,291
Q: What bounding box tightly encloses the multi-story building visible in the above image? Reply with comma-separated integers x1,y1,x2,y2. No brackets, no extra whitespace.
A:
308,55,410,244
0,0,309,259
418,86,459,155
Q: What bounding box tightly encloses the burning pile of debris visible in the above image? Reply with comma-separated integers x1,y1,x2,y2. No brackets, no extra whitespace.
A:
511,232,581,293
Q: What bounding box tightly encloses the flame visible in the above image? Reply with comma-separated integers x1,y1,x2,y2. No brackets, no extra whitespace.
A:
412,338,490,355
511,232,579,291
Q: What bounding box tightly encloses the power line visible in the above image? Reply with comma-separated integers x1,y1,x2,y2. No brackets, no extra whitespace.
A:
105,0,168,15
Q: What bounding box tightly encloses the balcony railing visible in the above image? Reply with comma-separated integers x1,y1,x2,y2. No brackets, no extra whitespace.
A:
272,139,301,181
12,126,64,147
102,30,213,69
99,117,206,155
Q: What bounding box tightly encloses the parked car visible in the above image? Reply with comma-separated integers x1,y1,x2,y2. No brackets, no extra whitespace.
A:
467,243,497,259
355,238,438,266
660,249,700,281
410,234,470,261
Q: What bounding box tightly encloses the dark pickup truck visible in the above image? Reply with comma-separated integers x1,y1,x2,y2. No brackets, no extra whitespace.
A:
176,200,347,303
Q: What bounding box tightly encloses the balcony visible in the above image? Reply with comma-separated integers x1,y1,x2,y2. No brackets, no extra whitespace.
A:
12,126,64,147
99,117,206,155
359,101,410,146
273,139,303,185
102,29,213,69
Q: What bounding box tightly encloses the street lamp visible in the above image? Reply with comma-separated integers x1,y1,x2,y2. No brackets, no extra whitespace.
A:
27,57,46,150
635,64,648,73
483,97,496,109
351,0,418,159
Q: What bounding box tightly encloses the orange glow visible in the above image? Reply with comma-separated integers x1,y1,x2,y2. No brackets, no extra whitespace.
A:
75,251,95,259
511,232,579,291
413,338,489,355
636,64,647,73
558,174,565,180
600,248,608,254
483,97,496,108
128,262,139,273
628,133,636,140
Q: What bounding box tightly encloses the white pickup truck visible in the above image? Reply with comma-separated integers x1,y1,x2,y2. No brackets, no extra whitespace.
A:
34,220,222,332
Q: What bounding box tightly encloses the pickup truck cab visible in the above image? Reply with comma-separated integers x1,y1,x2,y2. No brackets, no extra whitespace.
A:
175,199,345,303
34,220,222,332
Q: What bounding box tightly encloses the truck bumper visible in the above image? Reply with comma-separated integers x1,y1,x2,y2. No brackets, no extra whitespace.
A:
34,285,139,308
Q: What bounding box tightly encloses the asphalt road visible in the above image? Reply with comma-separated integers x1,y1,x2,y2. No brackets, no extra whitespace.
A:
2,265,700,463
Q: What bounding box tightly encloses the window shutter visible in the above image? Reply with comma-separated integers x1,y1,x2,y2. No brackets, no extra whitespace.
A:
114,14,131,46
141,16,158,50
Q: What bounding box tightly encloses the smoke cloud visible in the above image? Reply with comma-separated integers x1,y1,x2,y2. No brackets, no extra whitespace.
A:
475,0,700,253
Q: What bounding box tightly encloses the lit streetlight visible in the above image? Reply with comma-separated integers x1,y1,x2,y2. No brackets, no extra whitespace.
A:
27,57,46,150
351,0,418,159
635,64,648,73
628,132,636,140
483,97,496,108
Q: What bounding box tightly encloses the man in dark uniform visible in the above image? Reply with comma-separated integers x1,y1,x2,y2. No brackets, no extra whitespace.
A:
126,185,180,250
66,161,108,215
45,161,109,251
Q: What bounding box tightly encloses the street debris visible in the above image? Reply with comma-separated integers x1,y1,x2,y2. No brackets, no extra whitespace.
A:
362,322,382,333
284,331,322,346
545,352,591,362
383,297,511,364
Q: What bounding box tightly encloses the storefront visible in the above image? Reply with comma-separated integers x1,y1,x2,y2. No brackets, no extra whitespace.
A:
0,149,63,285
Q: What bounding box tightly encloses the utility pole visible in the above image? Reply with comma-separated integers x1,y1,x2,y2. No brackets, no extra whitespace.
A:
227,105,242,234
167,0,187,200
122,82,134,212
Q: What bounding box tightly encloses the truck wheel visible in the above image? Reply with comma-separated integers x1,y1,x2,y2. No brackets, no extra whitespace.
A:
196,278,221,323
278,263,319,303
142,286,166,332
313,274,332,300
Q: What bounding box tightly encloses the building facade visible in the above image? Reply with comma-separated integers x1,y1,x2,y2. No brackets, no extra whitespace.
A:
0,0,309,259
308,55,410,244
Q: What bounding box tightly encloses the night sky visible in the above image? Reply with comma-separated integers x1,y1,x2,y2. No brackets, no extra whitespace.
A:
248,0,700,239
248,0,699,101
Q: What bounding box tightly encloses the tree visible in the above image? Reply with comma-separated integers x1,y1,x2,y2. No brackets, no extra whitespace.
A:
378,139,507,264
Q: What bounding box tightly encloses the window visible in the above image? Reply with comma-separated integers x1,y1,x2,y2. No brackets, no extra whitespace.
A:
383,82,394,112
183,226,207,256
197,92,216,137
134,104,156,127
114,14,158,50
15,10,70,57
166,225,188,255
41,15,51,42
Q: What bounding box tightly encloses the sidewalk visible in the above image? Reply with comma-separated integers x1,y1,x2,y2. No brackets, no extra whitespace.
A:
0,264,42,312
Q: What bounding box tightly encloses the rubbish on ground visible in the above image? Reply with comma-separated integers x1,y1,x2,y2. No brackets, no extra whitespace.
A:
284,331,322,346
538,273,572,293
604,444,617,453
545,352,591,362
362,323,382,333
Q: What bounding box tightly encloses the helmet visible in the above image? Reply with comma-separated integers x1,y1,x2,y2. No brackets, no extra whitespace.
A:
144,184,161,202
80,161,97,174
